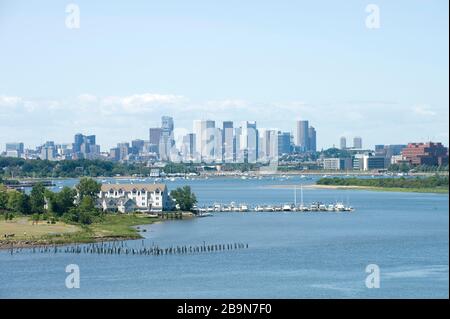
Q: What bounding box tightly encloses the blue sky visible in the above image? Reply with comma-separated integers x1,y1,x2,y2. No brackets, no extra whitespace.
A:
0,0,448,150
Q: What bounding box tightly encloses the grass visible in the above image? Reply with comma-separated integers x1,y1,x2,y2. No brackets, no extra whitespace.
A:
0,214,161,248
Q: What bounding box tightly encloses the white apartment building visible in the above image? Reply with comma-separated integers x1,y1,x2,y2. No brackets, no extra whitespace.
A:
98,184,173,213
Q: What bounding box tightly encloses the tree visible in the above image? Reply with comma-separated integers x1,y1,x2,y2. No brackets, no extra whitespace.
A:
170,186,197,211
46,187,77,216
76,177,101,200
0,184,8,210
30,182,46,214
7,191,31,214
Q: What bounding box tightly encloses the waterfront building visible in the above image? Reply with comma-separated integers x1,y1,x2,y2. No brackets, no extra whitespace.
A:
401,142,449,166
353,154,385,171
98,184,173,213
340,137,347,150
323,158,352,170
353,136,363,149
295,120,309,151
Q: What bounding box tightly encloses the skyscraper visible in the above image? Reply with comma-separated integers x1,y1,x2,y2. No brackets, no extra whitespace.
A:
160,116,175,161
149,127,162,155
240,121,258,163
277,132,291,156
181,133,196,161
353,136,363,149
295,120,309,151
308,126,317,152
5,142,24,158
340,137,347,150
193,120,216,162
222,121,234,162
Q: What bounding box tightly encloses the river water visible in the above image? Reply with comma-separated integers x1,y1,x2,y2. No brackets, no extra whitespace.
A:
0,176,448,298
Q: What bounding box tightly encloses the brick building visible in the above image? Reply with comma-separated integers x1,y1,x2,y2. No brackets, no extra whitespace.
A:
401,142,448,166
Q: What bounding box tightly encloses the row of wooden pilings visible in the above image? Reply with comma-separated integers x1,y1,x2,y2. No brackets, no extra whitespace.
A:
6,240,249,257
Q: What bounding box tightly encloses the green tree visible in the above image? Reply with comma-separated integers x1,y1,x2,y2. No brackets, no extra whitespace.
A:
76,177,101,200
46,187,77,216
30,182,46,214
7,191,31,214
0,184,8,210
170,186,197,211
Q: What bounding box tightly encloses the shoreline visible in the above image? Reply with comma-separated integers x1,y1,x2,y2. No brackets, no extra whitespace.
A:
264,184,448,194
8,171,448,181
0,212,194,251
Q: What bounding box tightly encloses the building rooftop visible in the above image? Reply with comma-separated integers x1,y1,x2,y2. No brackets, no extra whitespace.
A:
100,183,167,193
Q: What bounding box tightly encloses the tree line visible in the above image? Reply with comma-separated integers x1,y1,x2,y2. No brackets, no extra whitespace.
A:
316,175,449,189
0,177,103,225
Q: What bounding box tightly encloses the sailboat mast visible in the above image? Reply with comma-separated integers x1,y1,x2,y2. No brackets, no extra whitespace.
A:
294,185,297,206
300,184,304,207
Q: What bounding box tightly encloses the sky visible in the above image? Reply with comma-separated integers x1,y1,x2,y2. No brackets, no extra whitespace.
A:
0,0,448,151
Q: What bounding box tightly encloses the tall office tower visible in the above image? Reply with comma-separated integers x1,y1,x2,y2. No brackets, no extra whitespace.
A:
340,136,347,150
259,129,277,161
295,120,309,151
72,133,98,159
131,139,145,155
234,127,242,163
222,121,234,162
160,116,175,161
308,126,317,152
193,120,216,162
109,147,120,161
240,121,258,163
353,136,363,149
213,128,223,162
277,132,291,156
181,133,196,161
73,133,84,153
40,141,56,160
117,142,130,161
5,142,24,158
149,127,162,155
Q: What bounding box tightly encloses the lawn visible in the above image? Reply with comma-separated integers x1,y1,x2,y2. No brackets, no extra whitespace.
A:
0,217,80,241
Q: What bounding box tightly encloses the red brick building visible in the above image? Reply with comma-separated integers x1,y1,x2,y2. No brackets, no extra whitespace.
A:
401,142,448,166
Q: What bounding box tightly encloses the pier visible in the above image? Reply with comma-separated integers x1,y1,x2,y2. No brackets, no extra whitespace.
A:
4,241,249,257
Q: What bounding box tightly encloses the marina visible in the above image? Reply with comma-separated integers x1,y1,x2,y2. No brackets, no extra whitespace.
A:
194,185,354,213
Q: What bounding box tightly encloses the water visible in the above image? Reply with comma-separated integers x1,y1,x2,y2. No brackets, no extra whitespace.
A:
1,176,448,298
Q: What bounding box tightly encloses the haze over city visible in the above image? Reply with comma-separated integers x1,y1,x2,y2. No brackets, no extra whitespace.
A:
0,0,448,151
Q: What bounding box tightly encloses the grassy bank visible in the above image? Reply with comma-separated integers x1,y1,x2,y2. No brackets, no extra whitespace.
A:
0,214,162,249
315,176,449,194
311,184,448,194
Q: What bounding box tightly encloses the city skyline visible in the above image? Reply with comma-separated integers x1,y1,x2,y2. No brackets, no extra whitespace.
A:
0,0,448,150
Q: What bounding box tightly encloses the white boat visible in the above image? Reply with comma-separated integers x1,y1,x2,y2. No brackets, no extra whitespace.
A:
239,204,249,212
282,204,293,211
197,212,213,217
334,202,345,211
